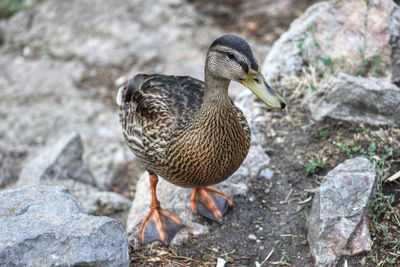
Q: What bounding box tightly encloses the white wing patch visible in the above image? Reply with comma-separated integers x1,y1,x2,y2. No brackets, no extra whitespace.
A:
116,86,124,106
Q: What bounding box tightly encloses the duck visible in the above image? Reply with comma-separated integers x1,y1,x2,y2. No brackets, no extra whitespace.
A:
117,34,286,245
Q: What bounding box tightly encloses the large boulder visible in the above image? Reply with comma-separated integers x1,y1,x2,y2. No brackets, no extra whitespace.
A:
306,72,400,125
0,55,132,191
17,132,131,221
263,0,397,85
0,186,129,267
307,157,377,267
18,132,95,187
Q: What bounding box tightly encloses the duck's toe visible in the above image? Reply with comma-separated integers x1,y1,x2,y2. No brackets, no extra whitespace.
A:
139,207,184,245
190,187,234,223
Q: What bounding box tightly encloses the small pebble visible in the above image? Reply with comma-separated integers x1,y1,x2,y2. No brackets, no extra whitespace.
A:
216,258,227,267
248,196,255,202
259,169,274,180
248,234,257,240
268,129,276,137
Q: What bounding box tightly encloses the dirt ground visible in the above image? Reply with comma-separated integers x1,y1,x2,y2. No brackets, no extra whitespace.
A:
124,97,399,266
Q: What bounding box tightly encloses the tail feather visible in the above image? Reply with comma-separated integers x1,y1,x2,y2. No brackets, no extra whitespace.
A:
116,86,126,106
116,74,148,106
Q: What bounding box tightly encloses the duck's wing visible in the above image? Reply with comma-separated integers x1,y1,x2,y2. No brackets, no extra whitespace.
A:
117,74,204,165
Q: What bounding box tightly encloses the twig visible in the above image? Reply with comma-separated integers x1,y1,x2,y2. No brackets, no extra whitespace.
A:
268,261,291,266
258,248,274,267
386,171,400,182
281,188,293,204
298,196,313,204
280,234,297,237
304,188,319,193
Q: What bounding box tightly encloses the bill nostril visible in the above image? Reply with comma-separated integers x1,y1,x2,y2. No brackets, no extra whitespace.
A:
280,101,286,110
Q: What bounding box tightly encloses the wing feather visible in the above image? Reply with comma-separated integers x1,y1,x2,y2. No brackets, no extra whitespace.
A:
118,74,204,169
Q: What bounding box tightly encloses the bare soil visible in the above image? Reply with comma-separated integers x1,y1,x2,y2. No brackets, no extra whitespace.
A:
125,96,399,266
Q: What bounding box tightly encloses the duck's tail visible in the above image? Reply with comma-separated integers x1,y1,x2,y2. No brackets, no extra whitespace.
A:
116,85,126,107
116,74,148,107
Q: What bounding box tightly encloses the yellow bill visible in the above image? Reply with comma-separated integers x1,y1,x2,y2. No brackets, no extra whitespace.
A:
241,69,286,109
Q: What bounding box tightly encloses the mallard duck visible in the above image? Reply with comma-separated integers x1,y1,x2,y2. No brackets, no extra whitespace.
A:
117,34,285,245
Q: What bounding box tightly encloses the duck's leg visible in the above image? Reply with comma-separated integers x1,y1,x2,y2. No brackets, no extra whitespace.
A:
190,187,234,223
139,172,184,245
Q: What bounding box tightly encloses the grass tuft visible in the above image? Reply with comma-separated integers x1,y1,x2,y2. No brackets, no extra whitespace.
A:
0,0,36,19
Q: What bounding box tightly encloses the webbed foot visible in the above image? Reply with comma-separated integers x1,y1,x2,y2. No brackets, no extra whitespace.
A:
190,187,233,223
139,207,183,245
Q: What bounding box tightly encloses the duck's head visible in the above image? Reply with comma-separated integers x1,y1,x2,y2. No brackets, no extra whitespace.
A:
206,34,286,109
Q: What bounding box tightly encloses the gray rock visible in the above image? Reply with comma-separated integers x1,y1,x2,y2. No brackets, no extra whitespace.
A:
307,157,376,267
1,0,221,79
18,132,95,187
76,188,131,223
262,0,396,86
389,6,400,86
0,186,129,267
60,180,131,224
235,91,272,146
17,132,131,220
306,73,400,125
0,141,26,188
0,55,132,190
259,169,274,180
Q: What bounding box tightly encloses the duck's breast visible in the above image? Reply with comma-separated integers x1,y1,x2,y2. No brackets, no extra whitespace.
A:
165,105,251,188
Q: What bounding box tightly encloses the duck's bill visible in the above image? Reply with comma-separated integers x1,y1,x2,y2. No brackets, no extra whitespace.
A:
241,70,286,109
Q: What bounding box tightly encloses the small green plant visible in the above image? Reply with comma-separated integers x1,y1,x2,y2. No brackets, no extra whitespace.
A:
313,129,329,139
280,249,290,262
332,137,362,157
305,155,325,174
296,35,306,56
357,54,384,77
308,81,317,92
296,21,321,59
0,0,36,19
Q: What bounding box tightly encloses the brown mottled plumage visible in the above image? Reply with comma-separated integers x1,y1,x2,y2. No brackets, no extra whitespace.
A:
117,34,285,245
119,74,250,187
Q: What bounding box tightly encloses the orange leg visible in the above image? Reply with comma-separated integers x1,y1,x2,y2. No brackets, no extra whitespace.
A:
190,187,233,223
139,172,183,245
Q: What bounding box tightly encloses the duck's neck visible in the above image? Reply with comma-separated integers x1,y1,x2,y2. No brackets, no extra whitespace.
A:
202,71,231,106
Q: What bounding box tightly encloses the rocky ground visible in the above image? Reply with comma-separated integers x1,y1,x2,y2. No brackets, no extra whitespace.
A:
0,0,399,266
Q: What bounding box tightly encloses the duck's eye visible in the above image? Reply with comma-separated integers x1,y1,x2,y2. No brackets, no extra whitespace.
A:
227,52,236,60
